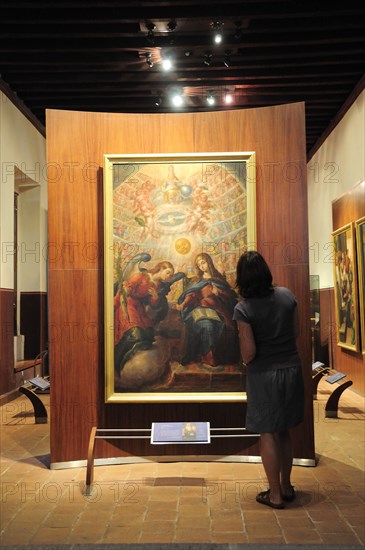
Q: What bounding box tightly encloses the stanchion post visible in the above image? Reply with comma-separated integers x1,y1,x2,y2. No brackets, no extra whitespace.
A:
85,426,97,495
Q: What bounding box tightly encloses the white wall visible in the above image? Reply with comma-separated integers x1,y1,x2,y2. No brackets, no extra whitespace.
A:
0,91,47,291
307,90,365,288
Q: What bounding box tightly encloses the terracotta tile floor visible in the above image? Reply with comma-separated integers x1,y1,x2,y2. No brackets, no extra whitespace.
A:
1,379,364,546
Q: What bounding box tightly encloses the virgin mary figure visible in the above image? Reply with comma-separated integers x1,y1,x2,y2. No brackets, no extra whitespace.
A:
177,253,240,367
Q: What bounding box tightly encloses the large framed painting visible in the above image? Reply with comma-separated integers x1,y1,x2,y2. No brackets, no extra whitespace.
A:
355,216,365,353
332,223,359,352
104,152,256,403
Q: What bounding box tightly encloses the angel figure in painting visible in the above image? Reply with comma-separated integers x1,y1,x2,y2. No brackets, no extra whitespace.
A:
114,254,185,385
177,252,240,367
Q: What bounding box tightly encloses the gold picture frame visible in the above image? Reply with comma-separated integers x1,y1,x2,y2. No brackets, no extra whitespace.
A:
355,216,365,353
104,152,256,403
332,222,359,352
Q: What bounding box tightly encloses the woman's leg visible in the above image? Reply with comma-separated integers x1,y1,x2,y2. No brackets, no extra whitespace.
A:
278,430,293,495
260,432,283,504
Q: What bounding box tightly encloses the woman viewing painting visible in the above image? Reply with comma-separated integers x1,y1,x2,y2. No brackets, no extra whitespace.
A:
233,250,305,509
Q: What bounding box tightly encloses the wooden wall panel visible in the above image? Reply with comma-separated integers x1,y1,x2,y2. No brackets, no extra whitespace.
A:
332,179,365,229
321,285,365,393
0,288,15,395
331,179,365,393
47,166,100,271
48,269,100,461
47,103,315,465
332,336,365,392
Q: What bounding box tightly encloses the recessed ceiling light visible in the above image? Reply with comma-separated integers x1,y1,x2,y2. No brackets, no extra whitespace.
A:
207,93,215,106
162,57,173,71
171,93,183,107
211,21,223,44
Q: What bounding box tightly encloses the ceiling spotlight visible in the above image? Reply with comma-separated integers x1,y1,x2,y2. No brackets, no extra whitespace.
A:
211,21,223,44
224,91,233,104
146,22,156,44
167,20,177,32
207,93,215,106
203,52,212,66
184,50,193,57
155,97,162,106
234,21,243,40
145,53,153,68
171,91,184,107
162,57,173,71
223,51,231,68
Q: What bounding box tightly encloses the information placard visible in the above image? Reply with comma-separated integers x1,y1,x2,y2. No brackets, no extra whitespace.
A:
29,377,50,390
326,372,346,384
151,422,210,444
312,361,325,370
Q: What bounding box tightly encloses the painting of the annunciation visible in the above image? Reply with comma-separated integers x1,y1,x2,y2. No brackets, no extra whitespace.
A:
104,152,256,403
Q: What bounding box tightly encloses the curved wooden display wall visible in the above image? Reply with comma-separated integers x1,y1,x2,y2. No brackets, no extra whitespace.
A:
47,104,315,466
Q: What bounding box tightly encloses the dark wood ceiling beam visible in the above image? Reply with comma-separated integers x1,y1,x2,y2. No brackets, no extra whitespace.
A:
1,31,364,50
24,97,343,109
15,84,350,97
1,2,364,22
2,61,364,87
2,61,363,79
17,82,354,97
2,70,363,91
2,77,360,92
2,50,364,66
1,1,363,157
7,79,361,97
2,71,361,94
25,97,342,109
2,17,365,36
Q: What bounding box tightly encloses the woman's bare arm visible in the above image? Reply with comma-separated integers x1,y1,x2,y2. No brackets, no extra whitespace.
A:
237,321,256,364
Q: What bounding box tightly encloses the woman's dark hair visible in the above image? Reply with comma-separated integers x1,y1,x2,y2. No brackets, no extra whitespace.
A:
236,251,273,298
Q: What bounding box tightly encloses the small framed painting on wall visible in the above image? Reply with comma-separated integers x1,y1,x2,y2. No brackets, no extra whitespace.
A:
332,223,359,352
355,216,365,353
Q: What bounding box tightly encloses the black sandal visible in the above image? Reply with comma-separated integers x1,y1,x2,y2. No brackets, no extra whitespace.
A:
282,485,296,502
256,489,284,509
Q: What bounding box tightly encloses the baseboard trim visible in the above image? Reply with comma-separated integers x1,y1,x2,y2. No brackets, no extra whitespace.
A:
0,388,20,407
51,454,316,470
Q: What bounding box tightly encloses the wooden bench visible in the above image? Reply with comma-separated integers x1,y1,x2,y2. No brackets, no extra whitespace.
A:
14,358,42,380
15,354,49,424
324,373,353,418
312,364,353,418
18,383,48,424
